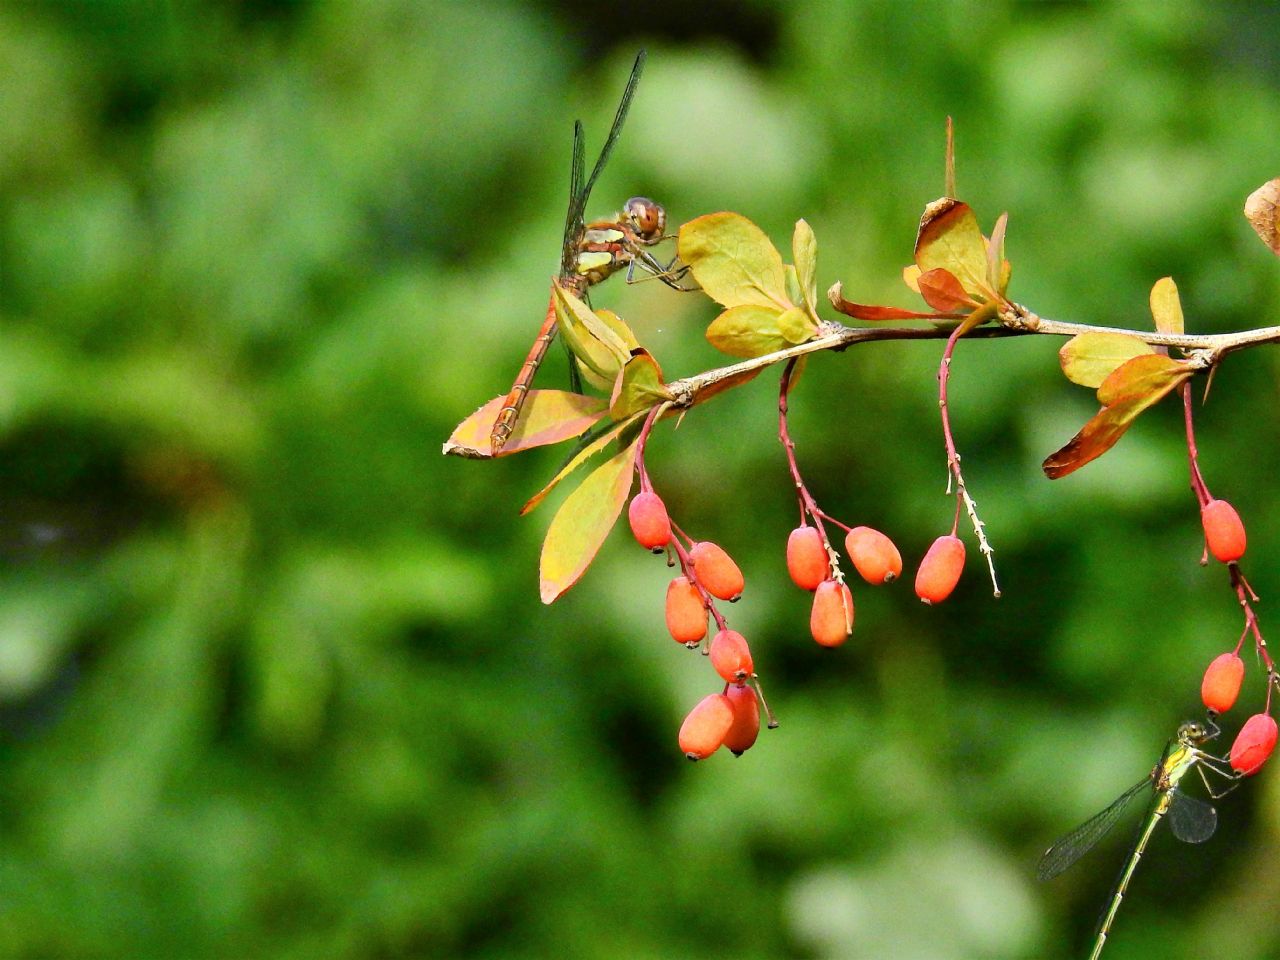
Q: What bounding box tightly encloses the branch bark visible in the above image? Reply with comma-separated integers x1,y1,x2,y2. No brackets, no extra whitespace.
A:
662,294,1280,409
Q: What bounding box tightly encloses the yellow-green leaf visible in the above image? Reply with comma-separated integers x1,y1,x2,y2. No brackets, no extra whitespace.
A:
784,264,803,311
520,411,645,515
609,349,672,420
539,440,638,603
575,308,641,390
575,357,612,392
443,390,609,459
987,212,1009,295
778,306,818,345
1059,333,1157,388
678,212,788,310
1096,353,1192,405
705,304,788,358
915,198,990,296
793,219,818,315
554,281,629,381
1149,277,1184,336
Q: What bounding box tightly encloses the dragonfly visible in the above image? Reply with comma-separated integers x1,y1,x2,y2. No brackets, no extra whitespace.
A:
489,49,690,454
1036,718,1239,960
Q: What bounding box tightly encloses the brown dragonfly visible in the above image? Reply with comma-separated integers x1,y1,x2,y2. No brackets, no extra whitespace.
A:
489,50,689,454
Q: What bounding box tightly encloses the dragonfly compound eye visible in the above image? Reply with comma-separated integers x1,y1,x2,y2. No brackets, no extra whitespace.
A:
625,197,667,241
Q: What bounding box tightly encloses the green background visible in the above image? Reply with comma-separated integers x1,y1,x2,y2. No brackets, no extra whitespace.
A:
2,1,1279,957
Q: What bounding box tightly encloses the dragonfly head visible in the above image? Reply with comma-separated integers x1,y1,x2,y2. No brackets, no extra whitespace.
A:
1177,717,1220,745
624,197,667,242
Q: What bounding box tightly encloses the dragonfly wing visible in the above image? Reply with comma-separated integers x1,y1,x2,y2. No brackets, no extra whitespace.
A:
1168,791,1217,844
561,120,586,277
1036,778,1151,882
579,50,645,211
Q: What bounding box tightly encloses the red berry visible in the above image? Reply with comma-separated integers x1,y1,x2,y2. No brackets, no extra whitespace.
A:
786,526,829,590
628,491,671,552
845,526,903,585
915,535,965,605
810,579,854,647
690,541,744,602
1201,653,1245,714
1229,713,1278,776
723,684,761,756
1202,499,1246,563
678,693,734,761
665,576,707,645
709,629,753,684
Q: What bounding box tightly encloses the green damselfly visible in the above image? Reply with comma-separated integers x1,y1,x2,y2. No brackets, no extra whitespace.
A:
1037,718,1239,960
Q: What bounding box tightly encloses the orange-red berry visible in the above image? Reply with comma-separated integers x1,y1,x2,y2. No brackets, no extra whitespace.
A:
723,684,761,756
665,576,707,645
845,526,903,585
1201,652,1245,714
810,579,854,647
787,525,829,591
915,535,965,605
628,491,671,552
709,629,753,684
1202,499,1246,564
690,541,744,602
1229,713,1278,776
678,693,734,761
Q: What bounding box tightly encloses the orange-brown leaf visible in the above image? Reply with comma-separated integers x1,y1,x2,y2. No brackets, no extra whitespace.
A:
443,391,609,459
1096,353,1192,406
1245,178,1280,255
539,441,638,603
1042,402,1144,480
692,367,763,406
917,268,975,312
827,282,960,321
1044,357,1194,479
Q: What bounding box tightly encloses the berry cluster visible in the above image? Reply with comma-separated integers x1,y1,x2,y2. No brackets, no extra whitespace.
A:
627,407,774,762
778,356,967,648
1185,386,1278,775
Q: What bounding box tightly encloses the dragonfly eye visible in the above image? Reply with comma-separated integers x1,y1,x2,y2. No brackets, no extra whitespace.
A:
625,197,666,240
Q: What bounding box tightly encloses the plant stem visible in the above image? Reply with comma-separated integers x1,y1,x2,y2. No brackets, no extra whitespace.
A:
938,325,999,597
779,358,844,580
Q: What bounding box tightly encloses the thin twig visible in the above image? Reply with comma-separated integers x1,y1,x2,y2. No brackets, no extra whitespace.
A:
662,303,1280,412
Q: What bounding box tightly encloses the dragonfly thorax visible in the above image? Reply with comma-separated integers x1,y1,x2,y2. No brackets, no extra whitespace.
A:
573,198,671,288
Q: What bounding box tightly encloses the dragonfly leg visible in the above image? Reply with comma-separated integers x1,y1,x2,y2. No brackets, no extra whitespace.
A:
1197,759,1242,799
624,248,698,291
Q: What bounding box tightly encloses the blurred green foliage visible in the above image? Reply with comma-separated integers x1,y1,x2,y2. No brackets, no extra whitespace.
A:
2,1,1280,957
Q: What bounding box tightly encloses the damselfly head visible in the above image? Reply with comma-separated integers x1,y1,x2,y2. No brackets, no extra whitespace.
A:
1177,718,1219,744
625,197,666,241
